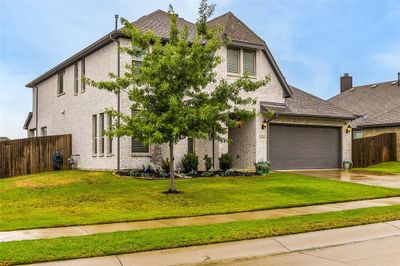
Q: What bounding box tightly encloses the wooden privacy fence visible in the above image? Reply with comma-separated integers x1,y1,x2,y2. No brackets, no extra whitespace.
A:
352,133,397,168
0,134,72,178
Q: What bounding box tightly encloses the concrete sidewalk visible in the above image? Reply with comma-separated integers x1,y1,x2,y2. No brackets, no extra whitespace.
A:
1,196,400,243
25,220,400,266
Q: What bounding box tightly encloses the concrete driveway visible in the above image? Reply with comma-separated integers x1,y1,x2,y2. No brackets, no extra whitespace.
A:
288,170,400,189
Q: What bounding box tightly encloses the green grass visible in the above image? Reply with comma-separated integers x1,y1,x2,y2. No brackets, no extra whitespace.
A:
1,170,400,231
1,204,399,265
354,161,400,174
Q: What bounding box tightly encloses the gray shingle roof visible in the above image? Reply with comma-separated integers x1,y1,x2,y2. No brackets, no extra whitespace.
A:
262,86,357,120
26,9,292,97
207,12,265,46
329,81,400,128
132,10,196,40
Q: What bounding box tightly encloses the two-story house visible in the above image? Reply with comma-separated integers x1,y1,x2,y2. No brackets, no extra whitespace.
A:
24,10,356,170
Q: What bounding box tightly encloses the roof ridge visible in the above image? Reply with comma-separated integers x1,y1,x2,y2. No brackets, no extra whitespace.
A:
352,80,398,89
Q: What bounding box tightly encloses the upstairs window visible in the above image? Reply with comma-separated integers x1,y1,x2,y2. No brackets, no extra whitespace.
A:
81,59,86,92
227,47,240,74
57,71,65,95
74,63,79,95
243,50,256,76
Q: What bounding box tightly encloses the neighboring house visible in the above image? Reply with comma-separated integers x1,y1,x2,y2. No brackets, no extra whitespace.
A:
0,137,10,142
329,73,400,160
24,10,356,171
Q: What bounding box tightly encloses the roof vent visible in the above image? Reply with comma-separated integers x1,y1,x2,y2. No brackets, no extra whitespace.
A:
350,88,356,92
371,84,378,88
392,81,397,85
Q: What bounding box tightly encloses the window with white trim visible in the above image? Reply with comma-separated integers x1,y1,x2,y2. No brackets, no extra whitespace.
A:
92,114,97,155
107,113,113,155
243,50,256,76
227,47,256,76
187,138,194,153
81,59,86,92
40,127,47,136
57,71,65,95
227,47,240,74
74,63,79,95
131,110,149,154
99,113,105,155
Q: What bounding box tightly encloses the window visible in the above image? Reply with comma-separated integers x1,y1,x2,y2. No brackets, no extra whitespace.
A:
187,138,194,153
81,59,85,92
353,131,363,140
74,63,79,95
92,114,97,155
243,50,256,76
40,127,47,136
107,113,113,155
99,113,105,155
131,110,149,154
227,47,240,74
57,71,65,95
131,53,144,74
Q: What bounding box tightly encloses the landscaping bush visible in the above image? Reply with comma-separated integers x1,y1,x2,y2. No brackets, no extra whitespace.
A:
219,153,233,172
160,158,170,177
254,161,271,175
204,155,212,171
181,153,199,174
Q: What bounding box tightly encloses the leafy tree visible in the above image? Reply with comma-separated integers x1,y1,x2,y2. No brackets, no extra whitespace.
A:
86,0,270,193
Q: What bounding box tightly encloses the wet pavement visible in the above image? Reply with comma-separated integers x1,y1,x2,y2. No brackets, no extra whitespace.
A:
2,196,400,243
25,220,400,266
288,170,400,189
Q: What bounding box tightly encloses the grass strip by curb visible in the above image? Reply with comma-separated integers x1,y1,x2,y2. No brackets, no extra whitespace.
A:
1,204,400,265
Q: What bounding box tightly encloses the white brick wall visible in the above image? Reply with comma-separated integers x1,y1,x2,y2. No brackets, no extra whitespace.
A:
29,36,351,171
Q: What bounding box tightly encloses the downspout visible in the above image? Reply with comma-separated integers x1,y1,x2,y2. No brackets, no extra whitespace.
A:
110,15,121,170
34,85,39,136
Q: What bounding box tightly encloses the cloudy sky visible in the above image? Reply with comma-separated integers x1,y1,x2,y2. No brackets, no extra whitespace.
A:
0,0,399,139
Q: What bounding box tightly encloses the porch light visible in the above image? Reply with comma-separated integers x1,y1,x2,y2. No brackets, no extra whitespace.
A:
261,119,268,129
346,125,352,133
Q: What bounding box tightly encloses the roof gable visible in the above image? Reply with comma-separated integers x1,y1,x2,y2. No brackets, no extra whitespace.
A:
207,12,265,46
26,10,292,97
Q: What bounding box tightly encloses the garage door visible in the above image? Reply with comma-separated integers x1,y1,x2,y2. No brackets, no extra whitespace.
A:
269,124,341,170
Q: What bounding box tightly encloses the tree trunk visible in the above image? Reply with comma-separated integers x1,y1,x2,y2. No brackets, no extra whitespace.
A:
168,140,176,193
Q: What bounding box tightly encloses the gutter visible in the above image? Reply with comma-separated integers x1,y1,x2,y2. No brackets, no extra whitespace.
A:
34,85,39,136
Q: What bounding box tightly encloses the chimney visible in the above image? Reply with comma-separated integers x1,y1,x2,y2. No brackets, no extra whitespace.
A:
114,14,119,30
340,73,353,93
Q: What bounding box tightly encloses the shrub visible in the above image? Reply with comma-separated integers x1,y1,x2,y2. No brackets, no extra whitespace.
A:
219,153,233,172
181,153,199,174
203,155,212,171
161,158,170,173
254,161,271,175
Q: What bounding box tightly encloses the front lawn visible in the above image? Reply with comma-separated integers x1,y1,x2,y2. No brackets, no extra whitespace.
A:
355,161,400,174
1,170,400,231
1,204,400,265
